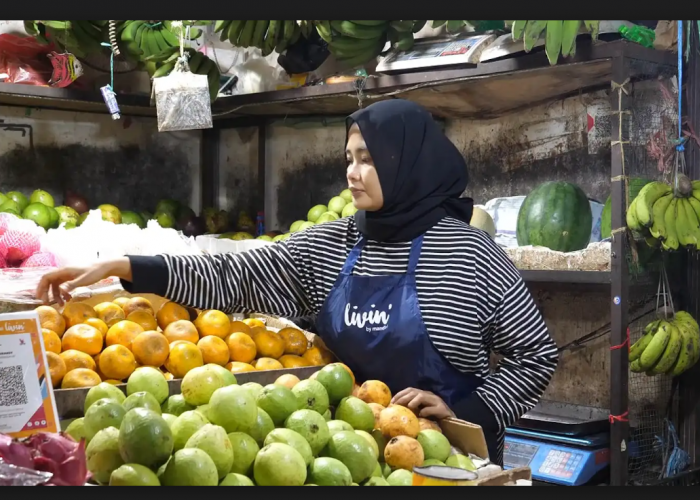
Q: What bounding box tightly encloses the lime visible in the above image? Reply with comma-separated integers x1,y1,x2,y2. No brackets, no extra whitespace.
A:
22,202,52,229
121,211,146,228
0,193,8,205
155,212,176,229
0,200,21,214
6,191,28,212
98,204,122,224
29,189,55,208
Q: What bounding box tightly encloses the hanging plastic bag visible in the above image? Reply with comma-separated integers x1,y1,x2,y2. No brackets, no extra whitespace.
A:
153,23,213,132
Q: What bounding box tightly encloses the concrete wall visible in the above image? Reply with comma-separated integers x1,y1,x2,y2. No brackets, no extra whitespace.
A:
0,106,202,213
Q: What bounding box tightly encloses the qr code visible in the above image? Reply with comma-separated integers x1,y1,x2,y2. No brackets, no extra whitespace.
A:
0,365,28,406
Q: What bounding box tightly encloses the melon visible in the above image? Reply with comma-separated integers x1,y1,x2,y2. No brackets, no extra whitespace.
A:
470,207,496,239
516,181,592,252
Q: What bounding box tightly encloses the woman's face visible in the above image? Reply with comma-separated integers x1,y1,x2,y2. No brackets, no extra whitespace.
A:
345,124,384,211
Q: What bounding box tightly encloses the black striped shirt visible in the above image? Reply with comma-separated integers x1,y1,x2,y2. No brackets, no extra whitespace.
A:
148,216,557,463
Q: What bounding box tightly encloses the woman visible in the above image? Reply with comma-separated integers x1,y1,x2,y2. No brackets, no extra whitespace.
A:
37,99,558,465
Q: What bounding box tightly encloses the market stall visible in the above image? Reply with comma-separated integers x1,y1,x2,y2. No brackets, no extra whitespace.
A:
0,20,698,487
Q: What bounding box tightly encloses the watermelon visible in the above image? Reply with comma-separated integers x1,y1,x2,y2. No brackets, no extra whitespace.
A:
516,181,592,252
600,178,653,240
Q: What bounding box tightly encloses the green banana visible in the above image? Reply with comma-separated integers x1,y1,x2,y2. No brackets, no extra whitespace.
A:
159,26,180,47
330,20,385,40
335,41,383,67
560,20,581,57
686,196,700,224
134,23,148,54
412,21,427,33
227,20,246,45
431,20,448,29
121,21,144,42
523,21,547,52
351,21,387,26
583,21,600,40
315,21,334,44
629,329,655,363
289,23,302,46
263,20,281,56
630,359,645,373
393,31,414,51
214,20,231,33
188,51,204,73
649,192,673,240
635,181,672,227
675,312,700,365
661,198,680,251
446,20,464,33
152,29,170,53
153,61,176,78
681,198,700,248
676,198,696,248
328,35,380,52
626,198,643,232
511,21,527,41
692,180,700,191
24,21,39,36
145,27,161,57
238,20,257,47
669,320,698,376
252,20,270,49
206,64,221,102
639,321,672,370
391,20,415,33
41,20,71,30
649,324,682,375
197,57,215,76
545,20,564,65
276,20,296,53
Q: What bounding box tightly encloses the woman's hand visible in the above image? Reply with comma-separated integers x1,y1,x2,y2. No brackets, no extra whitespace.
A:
35,258,132,306
391,388,456,420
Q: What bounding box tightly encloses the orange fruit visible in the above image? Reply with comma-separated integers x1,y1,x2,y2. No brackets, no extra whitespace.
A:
61,324,103,356
368,403,385,429
379,405,420,439
226,361,256,373
302,346,335,366
42,329,62,354
248,326,268,341
106,320,145,350
252,330,284,359
225,332,257,364
275,374,300,389
61,368,101,389
164,341,203,378
126,310,158,331
169,340,195,350
94,302,126,327
197,336,230,366
164,320,200,344
242,318,265,328
36,306,66,337
59,349,96,372
113,297,131,310
62,302,97,328
278,354,311,369
334,363,355,386
358,380,392,407
278,328,308,356
84,318,108,338
194,310,231,338
418,418,442,433
156,301,190,330
46,352,66,388
131,331,170,368
352,384,361,397
99,344,137,380
252,357,284,371
229,321,252,336
123,297,155,317
103,380,123,385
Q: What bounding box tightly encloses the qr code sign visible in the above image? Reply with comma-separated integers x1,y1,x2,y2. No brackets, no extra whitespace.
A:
0,365,28,406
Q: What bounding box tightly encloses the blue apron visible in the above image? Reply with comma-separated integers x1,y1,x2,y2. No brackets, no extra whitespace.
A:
316,234,487,421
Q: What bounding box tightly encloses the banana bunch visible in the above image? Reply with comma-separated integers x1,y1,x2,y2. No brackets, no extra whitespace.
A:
627,175,700,251
315,21,390,68
118,21,204,62
214,21,303,56
630,312,700,377
26,20,110,57
510,20,601,65
145,47,221,102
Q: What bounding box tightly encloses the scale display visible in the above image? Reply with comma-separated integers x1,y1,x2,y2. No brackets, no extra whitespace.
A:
504,434,609,486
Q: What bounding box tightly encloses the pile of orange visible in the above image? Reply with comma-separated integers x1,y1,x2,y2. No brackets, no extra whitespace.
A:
35,297,335,391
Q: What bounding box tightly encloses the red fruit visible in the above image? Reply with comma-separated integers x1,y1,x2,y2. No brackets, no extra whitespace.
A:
0,230,40,264
0,254,6,269
20,252,57,268
0,433,33,470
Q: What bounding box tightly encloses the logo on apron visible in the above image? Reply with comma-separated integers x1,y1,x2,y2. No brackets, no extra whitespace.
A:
344,304,393,332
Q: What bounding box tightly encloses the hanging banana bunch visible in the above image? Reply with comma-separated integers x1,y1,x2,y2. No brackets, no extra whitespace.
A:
213,21,304,56
117,21,207,62
510,20,601,65
27,20,111,57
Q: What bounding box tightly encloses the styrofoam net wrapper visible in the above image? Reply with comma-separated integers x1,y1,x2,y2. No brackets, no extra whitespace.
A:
505,242,611,272
41,209,203,268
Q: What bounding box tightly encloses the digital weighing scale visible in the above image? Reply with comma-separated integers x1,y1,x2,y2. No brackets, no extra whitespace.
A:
503,401,611,486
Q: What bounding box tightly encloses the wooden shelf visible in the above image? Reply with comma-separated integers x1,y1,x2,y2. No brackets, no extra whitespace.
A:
0,41,675,121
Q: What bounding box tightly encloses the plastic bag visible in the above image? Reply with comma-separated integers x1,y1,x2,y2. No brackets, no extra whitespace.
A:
230,55,291,95
277,29,330,75
153,55,212,132
0,34,53,86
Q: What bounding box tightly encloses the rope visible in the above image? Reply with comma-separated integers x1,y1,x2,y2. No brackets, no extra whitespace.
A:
609,78,631,243
609,411,629,424
677,20,684,153
610,327,630,351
